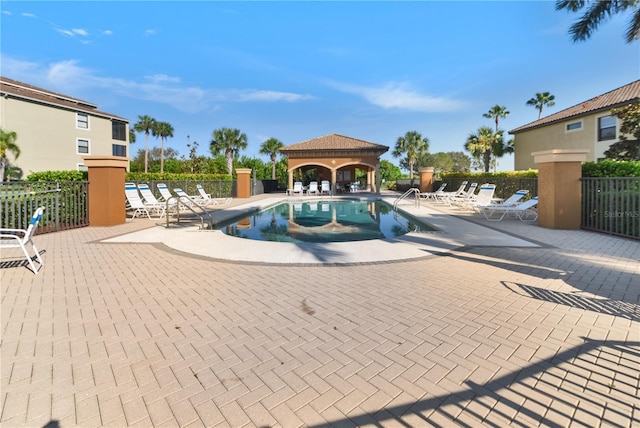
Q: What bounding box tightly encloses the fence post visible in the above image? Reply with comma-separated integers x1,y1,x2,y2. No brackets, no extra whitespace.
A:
419,167,435,193
236,168,252,198
532,149,589,229
84,156,129,226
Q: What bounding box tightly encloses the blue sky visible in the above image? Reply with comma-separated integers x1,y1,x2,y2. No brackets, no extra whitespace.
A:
2,1,639,171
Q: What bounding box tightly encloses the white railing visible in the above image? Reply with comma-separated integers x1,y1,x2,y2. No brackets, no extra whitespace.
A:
393,188,421,209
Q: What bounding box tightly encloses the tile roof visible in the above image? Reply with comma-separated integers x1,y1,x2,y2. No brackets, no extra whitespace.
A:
0,76,128,121
509,80,640,134
280,134,389,153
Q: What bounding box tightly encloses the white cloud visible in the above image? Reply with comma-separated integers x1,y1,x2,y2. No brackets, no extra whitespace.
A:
22,13,36,18
230,89,314,102
54,27,89,38
144,29,157,36
102,30,113,36
3,11,11,16
55,28,74,37
1,55,313,114
145,74,181,84
328,80,464,112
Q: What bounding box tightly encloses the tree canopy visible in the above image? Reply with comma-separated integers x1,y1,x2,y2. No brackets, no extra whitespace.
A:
604,100,640,160
210,128,248,175
392,131,429,179
556,0,640,43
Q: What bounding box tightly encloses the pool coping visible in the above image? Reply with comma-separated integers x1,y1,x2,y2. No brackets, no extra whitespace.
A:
103,194,541,265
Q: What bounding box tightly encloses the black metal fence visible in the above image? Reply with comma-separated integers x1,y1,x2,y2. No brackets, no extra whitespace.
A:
581,177,640,240
0,181,89,232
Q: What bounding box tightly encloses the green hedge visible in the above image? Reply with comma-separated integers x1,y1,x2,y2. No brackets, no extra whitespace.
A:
582,160,640,177
441,170,538,179
27,170,88,181
125,172,232,181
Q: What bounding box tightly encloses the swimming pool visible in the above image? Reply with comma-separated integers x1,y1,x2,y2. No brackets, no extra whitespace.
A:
216,199,436,243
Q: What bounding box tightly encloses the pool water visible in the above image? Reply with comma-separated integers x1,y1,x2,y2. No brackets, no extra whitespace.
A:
217,199,436,243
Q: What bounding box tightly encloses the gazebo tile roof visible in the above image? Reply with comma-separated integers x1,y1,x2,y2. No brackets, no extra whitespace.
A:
509,80,640,134
280,134,389,152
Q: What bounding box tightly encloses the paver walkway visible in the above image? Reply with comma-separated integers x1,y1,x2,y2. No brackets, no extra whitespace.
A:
1,195,639,427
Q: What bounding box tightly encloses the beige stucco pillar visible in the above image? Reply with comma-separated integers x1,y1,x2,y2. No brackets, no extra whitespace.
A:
288,170,294,191
84,155,129,226
331,169,337,192
532,149,589,229
236,168,252,198
375,164,381,194
419,167,435,193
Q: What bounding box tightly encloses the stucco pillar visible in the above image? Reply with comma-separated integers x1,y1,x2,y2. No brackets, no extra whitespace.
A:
419,167,435,193
375,163,381,194
532,149,589,229
288,170,294,191
84,155,129,226
331,169,337,193
236,168,252,198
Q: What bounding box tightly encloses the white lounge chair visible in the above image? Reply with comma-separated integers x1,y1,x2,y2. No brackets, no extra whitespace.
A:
449,182,478,206
125,183,152,219
288,182,304,196
174,188,202,208
307,181,319,196
461,183,496,211
0,206,45,274
437,181,468,204
321,180,331,196
196,184,232,206
481,196,539,222
157,183,175,203
137,183,167,217
419,183,447,201
492,189,529,207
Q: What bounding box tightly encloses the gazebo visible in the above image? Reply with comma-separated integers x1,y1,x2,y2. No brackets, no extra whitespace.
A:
279,134,389,194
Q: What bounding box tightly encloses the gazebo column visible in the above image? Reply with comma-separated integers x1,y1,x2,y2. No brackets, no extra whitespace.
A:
367,169,374,192
331,169,337,194
288,170,294,191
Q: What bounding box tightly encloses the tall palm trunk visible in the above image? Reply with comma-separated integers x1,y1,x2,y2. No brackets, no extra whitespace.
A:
144,133,149,173
160,137,165,174
226,148,233,175
271,153,277,179
483,151,492,172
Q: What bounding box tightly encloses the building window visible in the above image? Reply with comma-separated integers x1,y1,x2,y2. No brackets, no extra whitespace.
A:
112,144,127,157
598,115,616,141
77,113,89,129
112,120,127,141
77,138,90,154
566,121,582,132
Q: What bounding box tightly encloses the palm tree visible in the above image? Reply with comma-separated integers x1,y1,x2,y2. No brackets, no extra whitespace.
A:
556,0,640,43
464,126,504,172
153,121,174,174
392,131,429,179
209,127,248,175
526,92,556,120
0,128,20,182
133,115,157,173
483,105,510,132
259,137,285,180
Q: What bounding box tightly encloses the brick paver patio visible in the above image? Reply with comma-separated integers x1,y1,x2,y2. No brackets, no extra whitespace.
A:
1,196,639,427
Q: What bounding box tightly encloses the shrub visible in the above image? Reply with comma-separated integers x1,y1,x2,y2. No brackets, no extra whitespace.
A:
582,160,640,177
27,170,88,181
125,172,232,181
